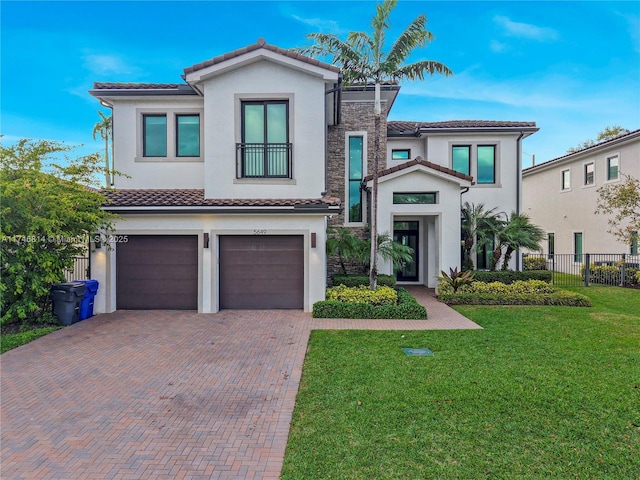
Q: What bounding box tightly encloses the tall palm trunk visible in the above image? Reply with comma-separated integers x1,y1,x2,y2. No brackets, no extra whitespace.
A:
369,82,381,290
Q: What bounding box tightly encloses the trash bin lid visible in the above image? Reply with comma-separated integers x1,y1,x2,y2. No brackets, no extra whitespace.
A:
51,282,86,295
73,279,99,294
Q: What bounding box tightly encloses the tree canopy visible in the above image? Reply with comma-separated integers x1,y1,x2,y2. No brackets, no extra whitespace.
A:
567,125,630,153
0,139,114,324
595,173,640,246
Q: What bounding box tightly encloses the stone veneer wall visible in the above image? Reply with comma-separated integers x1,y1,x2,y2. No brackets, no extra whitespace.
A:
325,100,388,281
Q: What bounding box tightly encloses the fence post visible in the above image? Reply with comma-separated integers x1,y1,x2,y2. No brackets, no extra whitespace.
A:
621,253,626,287
585,253,590,287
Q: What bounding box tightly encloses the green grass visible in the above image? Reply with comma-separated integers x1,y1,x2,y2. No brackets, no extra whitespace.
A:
1,326,61,354
282,286,640,479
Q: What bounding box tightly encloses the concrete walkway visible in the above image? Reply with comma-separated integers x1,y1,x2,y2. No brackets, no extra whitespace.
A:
1,287,480,479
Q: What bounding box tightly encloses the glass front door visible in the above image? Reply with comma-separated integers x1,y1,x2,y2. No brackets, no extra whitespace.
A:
393,221,419,282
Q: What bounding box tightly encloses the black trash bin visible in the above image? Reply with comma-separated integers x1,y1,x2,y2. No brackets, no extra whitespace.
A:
50,282,86,326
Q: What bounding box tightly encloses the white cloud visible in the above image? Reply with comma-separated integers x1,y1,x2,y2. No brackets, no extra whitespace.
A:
289,14,347,35
82,52,137,75
490,40,508,54
617,11,640,53
493,15,559,42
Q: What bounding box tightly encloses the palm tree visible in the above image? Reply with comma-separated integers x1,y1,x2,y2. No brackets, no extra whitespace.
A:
326,227,365,275
494,213,545,271
461,202,503,271
299,0,452,289
359,232,415,272
92,110,112,187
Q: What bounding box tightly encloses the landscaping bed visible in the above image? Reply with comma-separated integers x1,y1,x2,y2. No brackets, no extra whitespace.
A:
313,286,427,319
437,278,591,307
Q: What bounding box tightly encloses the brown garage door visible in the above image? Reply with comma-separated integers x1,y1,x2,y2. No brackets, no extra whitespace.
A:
219,235,304,309
116,235,198,310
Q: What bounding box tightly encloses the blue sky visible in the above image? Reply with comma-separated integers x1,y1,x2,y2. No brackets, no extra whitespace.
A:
2,0,639,165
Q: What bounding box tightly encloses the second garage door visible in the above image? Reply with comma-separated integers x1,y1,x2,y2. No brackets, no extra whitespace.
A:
116,235,198,310
219,235,304,309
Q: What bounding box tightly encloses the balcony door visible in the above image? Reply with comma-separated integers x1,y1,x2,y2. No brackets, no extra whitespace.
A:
241,101,289,178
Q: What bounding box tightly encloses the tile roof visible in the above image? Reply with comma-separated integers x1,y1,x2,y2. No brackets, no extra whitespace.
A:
523,128,640,173
102,189,341,209
388,120,538,135
183,38,341,75
364,157,473,183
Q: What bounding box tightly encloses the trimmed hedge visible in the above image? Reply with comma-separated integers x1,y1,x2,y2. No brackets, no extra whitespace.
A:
523,256,547,271
437,280,591,307
331,274,396,288
581,264,639,287
326,285,398,306
438,290,591,307
471,270,552,284
313,288,427,319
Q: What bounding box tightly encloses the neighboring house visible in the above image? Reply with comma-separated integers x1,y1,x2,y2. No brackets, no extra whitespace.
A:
89,39,538,313
522,129,640,261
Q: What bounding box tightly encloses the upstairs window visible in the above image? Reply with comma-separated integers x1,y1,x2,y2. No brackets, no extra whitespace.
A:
176,114,200,157
392,149,411,161
607,155,619,180
562,169,571,190
238,101,290,178
143,114,167,157
477,145,496,184
452,146,470,176
584,162,594,185
347,135,364,223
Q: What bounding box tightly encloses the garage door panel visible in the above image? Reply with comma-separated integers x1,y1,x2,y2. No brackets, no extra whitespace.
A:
117,235,198,310
219,235,303,309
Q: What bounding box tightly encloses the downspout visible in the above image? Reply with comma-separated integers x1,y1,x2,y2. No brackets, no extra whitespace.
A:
516,130,525,271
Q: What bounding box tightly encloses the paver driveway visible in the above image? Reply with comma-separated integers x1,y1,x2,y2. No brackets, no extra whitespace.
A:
1,288,479,479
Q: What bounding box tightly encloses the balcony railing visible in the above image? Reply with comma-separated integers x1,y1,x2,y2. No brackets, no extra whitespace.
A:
236,143,292,179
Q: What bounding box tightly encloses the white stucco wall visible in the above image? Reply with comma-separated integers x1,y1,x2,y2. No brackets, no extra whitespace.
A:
523,136,640,255
91,213,327,314
374,168,468,287
110,97,205,189
201,60,328,199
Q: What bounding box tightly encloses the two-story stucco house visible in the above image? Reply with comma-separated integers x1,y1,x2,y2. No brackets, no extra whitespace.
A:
89,39,538,313
522,129,640,259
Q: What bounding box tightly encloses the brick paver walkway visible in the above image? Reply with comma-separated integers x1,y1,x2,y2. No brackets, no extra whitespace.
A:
1,287,479,479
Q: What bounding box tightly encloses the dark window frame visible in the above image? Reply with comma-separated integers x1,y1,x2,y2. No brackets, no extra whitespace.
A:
142,114,167,157
562,169,571,190
548,232,555,259
347,135,364,223
607,155,619,180
584,162,594,185
392,192,437,204
392,149,411,161
574,232,583,263
175,114,201,157
476,145,496,184
238,100,291,178
452,145,471,176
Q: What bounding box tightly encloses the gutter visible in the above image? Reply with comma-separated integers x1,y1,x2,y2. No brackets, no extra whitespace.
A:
102,205,343,215
516,130,525,271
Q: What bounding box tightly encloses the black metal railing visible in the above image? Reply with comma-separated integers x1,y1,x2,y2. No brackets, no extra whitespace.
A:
523,253,640,287
236,143,292,178
65,256,90,282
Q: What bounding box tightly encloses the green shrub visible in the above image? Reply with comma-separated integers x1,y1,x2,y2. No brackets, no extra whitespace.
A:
438,290,591,307
332,274,396,287
437,267,474,292
581,263,639,287
438,279,590,306
471,270,552,284
326,285,398,306
313,288,427,319
523,256,547,270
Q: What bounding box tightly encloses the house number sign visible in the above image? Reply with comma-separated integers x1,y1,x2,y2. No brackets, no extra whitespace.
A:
253,229,267,235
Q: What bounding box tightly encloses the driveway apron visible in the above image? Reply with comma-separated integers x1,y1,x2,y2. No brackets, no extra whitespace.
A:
1,288,479,479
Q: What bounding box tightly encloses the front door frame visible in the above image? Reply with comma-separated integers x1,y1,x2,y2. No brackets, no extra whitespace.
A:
393,220,420,282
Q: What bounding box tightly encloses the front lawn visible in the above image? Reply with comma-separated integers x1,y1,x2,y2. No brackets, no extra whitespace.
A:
1,326,61,354
282,286,640,479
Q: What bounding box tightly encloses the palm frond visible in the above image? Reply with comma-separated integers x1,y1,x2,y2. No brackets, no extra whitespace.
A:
388,60,453,81
386,14,430,67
